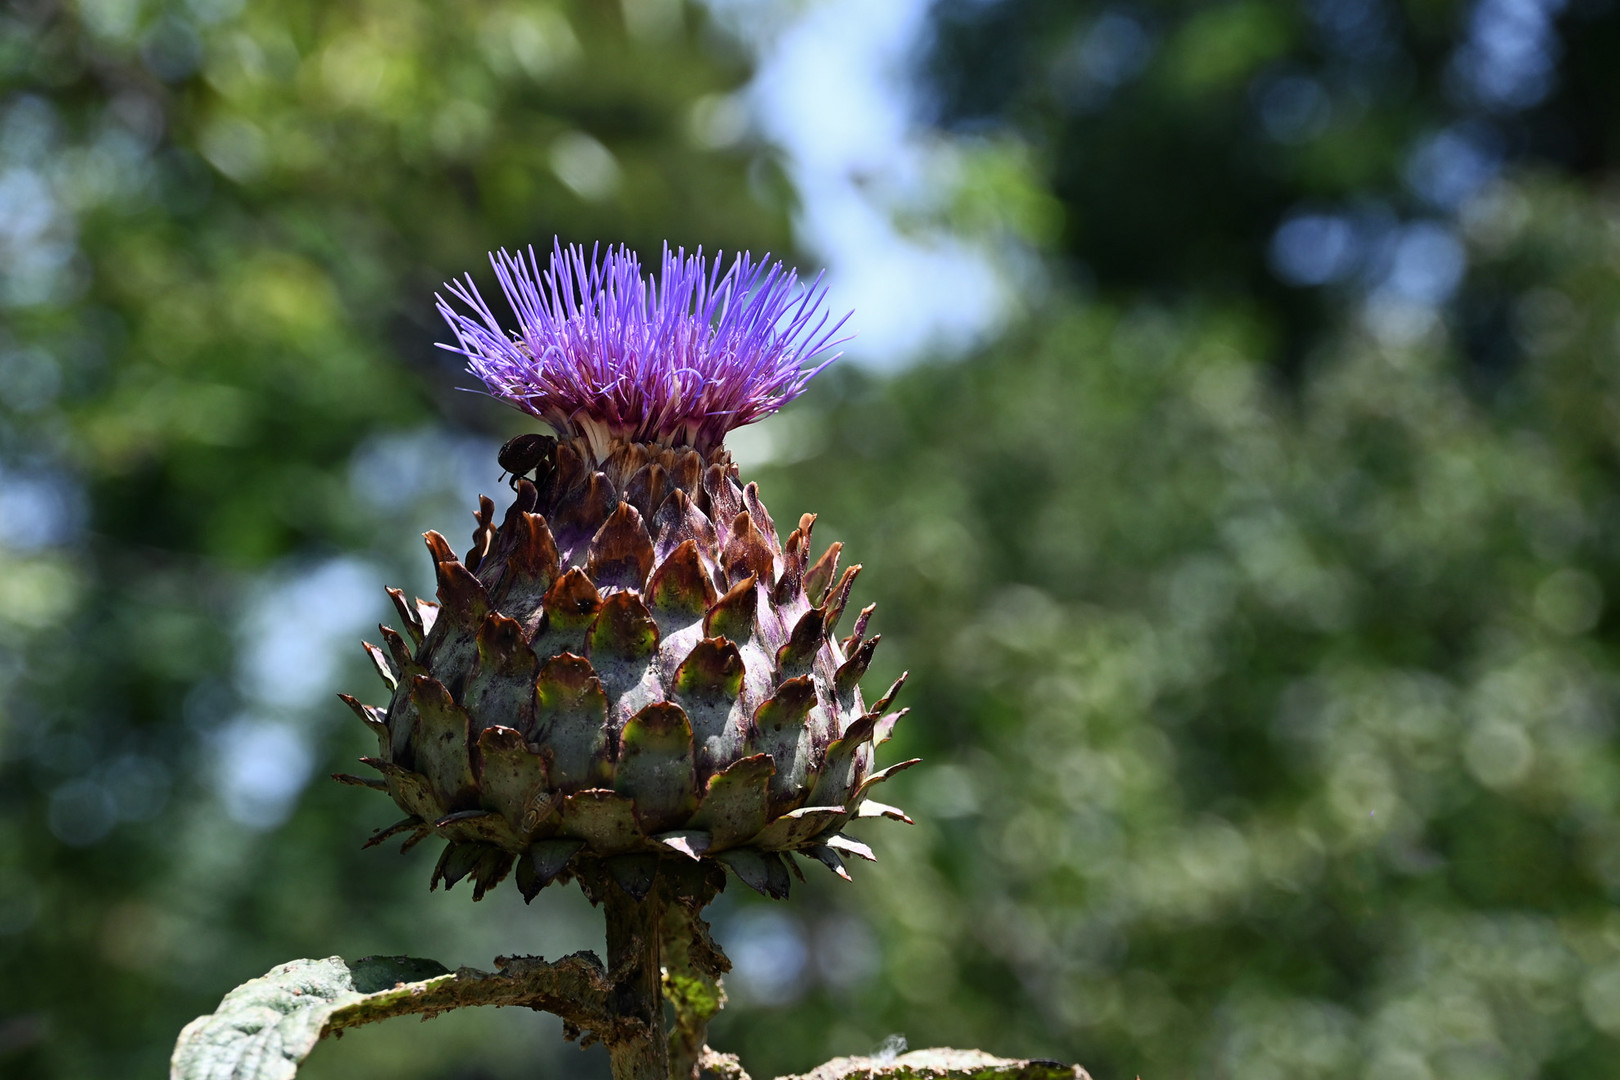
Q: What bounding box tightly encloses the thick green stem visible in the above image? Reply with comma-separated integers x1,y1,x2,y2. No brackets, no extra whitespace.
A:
602,875,669,1080
662,898,729,1080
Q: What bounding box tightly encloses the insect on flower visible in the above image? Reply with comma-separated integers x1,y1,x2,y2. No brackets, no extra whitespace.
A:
497,432,556,489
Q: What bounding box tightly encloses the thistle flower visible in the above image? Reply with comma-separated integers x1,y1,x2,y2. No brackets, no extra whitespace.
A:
436,241,851,460
339,240,912,905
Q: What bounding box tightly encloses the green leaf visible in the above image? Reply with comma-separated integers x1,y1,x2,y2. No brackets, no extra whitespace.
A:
171,953,613,1080
777,1048,1091,1080
170,956,452,1080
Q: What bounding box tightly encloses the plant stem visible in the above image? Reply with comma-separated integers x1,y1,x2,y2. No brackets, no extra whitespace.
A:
662,898,729,1080
602,873,669,1080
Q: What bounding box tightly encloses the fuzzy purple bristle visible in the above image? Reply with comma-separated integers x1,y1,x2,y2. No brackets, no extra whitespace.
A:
436,241,851,454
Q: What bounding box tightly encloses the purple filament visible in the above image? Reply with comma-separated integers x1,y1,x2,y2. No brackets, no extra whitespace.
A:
437,240,851,452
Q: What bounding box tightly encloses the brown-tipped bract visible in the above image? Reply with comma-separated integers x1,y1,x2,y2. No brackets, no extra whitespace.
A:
343,438,913,900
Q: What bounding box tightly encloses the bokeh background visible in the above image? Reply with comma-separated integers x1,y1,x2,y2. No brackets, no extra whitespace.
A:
6,1,1620,1077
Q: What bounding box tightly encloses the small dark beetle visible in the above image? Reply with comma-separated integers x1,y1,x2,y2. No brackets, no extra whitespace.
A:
498,433,557,489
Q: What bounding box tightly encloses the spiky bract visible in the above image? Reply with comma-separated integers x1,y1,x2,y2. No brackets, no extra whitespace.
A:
436,242,850,457
340,437,913,902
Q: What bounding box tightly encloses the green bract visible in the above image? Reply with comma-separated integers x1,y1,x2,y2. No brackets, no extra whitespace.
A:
340,435,914,901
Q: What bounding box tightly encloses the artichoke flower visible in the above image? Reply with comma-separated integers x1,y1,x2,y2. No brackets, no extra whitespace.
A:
339,242,916,905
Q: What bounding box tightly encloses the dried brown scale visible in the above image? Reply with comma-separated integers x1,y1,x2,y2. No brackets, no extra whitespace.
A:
340,437,915,902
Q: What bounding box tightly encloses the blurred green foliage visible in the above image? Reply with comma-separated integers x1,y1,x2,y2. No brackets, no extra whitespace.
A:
744,173,1620,1079
926,0,1620,373
0,1,789,1076
7,1,1620,1080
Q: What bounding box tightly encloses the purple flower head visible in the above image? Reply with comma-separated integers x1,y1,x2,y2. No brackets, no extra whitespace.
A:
437,241,851,458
